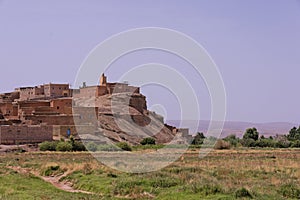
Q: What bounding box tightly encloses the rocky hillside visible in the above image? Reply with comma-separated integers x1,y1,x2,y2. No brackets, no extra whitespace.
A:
73,93,177,145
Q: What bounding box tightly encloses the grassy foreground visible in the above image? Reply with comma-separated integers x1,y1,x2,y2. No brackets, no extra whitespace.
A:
0,149,300,199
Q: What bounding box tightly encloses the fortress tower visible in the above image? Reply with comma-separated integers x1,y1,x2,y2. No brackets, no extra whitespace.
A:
100,73,107,86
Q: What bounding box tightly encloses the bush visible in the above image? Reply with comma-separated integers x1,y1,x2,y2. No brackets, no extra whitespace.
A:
235,187,252,198
55,141,73,152
255,139,276,148
140,137,156,145
39,141,58,151
85,142,98,152
291,140,300,148
223,134,239,147
116,142,132,151
72,141,86,151
98,144,120,151
241,138,256,147
275,139,291,148
214,140,231,150
192,132,206,145
190,183,222,195
42,164,60,176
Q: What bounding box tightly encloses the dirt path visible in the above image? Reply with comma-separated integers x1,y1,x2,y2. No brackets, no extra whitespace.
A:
7,166,95,194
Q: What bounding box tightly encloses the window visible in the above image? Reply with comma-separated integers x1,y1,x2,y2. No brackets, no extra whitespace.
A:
57,106,60,110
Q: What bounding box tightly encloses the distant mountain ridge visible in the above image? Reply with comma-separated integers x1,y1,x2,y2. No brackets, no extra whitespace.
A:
166,120,298,138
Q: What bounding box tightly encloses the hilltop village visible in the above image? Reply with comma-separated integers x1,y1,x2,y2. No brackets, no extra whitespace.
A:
0,74,190,145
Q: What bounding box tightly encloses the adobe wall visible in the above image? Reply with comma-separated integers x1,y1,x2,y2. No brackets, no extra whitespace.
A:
53,125,96,138
18,101,50,108
76,86,98,98
76,86,108,98
25,115,77,125
0,125,53,145
107,83,140,95
19,87,35,100
50,98,72,114
44,84,69,97
0,103,13,116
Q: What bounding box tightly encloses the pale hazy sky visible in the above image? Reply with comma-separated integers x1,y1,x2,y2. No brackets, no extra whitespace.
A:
0,0,299,123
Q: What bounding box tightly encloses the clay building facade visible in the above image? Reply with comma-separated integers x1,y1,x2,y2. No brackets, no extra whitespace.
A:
43,83,70,98
17,83,70,100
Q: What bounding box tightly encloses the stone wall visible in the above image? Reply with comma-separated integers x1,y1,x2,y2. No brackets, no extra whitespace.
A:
0,125,53,145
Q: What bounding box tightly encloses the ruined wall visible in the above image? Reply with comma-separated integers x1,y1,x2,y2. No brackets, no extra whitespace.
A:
0,125,53,145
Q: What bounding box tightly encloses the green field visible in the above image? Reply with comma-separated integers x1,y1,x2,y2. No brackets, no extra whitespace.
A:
0,149,300,199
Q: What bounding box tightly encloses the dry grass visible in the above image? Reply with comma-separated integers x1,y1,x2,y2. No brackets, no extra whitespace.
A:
0,149,300,199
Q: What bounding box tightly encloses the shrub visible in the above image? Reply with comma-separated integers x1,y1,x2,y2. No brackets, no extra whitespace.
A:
214,140,231,150
116,142,132,151
235,187,252,198
191,132,206,145
241,138,256,147
107,172,117,178
291,140,300,148
85,142,98,152
72,141,86,151
255,139,276,148
55,141,73,152
275,138,291,148
223,134,239,147
39,141,58,151
42,165,60,176
189,182,222,195
140,137,156,145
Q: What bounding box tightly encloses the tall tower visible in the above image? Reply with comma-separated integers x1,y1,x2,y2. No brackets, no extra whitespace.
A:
100,73,107,86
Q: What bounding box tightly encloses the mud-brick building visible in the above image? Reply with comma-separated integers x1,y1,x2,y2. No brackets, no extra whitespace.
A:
0,125,53,145
17,83,71,101
74,74,140,98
